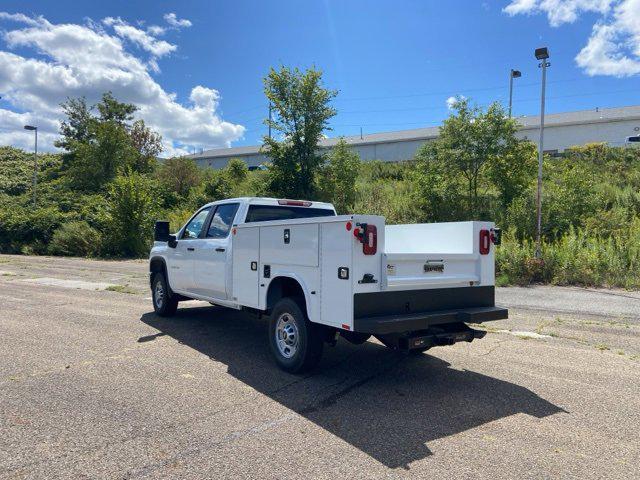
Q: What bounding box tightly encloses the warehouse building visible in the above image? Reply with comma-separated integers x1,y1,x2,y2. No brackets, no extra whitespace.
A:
189,105,640,169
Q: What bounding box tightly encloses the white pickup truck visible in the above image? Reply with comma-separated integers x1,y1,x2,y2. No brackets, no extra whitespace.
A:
150,197,507,372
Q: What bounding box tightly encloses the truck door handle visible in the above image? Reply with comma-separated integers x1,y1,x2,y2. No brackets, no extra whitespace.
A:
187,247,195,251
215,247,226,252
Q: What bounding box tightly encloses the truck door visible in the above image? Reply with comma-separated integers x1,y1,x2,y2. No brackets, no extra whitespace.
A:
191,203,239,299
168,206,211,292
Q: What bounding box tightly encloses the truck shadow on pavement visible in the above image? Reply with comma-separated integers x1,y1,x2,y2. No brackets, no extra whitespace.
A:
140,304,565,470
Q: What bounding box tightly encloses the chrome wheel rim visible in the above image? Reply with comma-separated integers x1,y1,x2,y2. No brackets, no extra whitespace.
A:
154,281,164,309
275,313,299,359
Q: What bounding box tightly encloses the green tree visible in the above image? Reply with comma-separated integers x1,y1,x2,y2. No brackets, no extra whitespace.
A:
130,119,162,173
486,139,537,210
68,120,138,191
157,157,202,197
55,97,92,151
415,98,526,218
263,66,337,199
413,142,466,222
200,169,233,203
320,138,361,213
96,91,137,126
57,93,161,190
225,158,249,184
104,171,159,257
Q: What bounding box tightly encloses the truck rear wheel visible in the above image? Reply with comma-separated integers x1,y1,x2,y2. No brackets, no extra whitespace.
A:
269,297,323,373
152,272,178,317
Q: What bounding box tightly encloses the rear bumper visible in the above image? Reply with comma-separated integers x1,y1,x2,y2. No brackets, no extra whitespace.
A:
353,306,508,335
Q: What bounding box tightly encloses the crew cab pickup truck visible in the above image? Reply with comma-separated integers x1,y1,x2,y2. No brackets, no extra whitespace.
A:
150,197,507,372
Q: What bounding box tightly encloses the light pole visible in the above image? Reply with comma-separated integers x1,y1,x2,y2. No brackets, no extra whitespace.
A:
24,125,38,207
534,47,550,259
508,69,521,118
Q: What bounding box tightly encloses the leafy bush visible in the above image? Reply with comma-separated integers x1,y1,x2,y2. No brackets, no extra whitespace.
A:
48,221,101,257
354,177,422,224
318,138,361,214
0,146,62,196
157,157,202,197
103,172,159,257
0,205,66,254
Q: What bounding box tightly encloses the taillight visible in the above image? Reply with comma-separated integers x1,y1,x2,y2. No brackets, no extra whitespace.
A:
365,225,377,255
479,229,491,255
354,223,377,255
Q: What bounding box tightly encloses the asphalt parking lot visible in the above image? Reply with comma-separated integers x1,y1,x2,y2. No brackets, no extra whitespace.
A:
1,254,639,479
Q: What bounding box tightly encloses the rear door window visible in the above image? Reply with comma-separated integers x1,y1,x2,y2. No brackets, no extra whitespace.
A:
245,205,335,222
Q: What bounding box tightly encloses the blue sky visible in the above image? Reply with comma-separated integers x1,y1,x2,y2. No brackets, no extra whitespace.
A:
1,0,639,154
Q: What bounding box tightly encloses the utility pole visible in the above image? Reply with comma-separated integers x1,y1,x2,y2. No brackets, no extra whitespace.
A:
360,127,363,140
268,102,272,140
508,69,521,118
23,125,38,207
534,47,550,259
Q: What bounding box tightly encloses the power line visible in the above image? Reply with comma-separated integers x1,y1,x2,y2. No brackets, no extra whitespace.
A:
332,77,583,103
330,87,640,117
219,75,592,121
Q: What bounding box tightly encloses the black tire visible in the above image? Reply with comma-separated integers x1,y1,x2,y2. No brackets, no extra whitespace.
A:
269,297,323,373
151,271,178,317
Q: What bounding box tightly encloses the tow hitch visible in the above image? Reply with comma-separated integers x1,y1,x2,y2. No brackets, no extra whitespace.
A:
376,323,486,351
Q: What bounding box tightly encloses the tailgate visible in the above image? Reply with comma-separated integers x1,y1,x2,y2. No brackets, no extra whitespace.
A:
382,221,495,291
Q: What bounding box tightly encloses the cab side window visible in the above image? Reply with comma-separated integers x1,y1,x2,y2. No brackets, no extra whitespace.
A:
207,203,239,239
181,208,210,239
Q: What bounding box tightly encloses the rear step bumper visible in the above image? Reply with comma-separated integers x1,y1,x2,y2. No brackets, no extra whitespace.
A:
396,323,487,351
354,306,508,335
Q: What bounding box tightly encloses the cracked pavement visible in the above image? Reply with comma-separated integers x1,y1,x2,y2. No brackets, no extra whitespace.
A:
0,254,639,479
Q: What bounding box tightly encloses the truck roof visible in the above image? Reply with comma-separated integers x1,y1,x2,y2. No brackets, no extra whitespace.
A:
202,197,336,210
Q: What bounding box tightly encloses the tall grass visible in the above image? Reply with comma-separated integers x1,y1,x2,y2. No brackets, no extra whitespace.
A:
497,220,640,289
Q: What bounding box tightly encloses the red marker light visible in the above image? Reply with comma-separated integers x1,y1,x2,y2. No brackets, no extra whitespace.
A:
277,199,312,207
346,221,352,231
479,229,491,255
341,324,351,330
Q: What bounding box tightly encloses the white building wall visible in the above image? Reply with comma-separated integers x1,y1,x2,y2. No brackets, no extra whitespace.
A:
193,118,640,169
516,119,640,152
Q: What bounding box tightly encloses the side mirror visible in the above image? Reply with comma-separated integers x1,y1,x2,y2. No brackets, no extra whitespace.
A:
168,234,177,248
154,221,170,242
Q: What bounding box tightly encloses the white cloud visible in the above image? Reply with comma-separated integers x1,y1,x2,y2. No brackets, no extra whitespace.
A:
503,0,539,16
504,0,612,26
503,0,640,76
104,17,177,59
0,12,244,155
446,95,466,110
147,25,166,36
163,13,192,29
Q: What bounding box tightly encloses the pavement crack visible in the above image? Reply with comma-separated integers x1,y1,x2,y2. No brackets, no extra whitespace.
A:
478,339,509,356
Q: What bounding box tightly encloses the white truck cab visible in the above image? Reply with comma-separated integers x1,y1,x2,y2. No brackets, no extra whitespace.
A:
150,197,507,372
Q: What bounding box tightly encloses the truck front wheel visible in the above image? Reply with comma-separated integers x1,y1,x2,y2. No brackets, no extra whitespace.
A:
269,297,323,373
151,272,178,317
